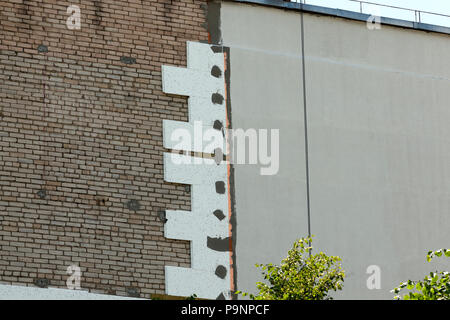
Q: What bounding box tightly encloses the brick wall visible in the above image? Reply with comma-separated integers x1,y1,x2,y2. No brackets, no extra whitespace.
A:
0,0,209,298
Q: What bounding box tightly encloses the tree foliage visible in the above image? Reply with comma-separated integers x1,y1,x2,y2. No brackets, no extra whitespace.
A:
236,237,345,300
392,249,450,300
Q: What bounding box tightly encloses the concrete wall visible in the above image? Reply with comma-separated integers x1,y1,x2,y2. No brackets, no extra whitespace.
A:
221,1,450,299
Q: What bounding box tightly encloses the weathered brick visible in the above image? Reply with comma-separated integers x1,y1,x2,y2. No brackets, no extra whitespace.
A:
0,0,207,298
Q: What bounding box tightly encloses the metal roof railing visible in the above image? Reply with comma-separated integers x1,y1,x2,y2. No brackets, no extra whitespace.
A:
288,0,450,26
349,0,450,24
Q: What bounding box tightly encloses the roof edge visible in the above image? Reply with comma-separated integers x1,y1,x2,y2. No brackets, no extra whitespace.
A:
224,0,450,36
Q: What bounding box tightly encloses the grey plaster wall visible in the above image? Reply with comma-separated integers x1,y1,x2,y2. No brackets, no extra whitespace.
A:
221,1,450,299
221,2,309,298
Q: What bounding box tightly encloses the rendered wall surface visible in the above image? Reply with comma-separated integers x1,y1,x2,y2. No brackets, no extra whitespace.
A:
220,1,310,298
220,1,450,299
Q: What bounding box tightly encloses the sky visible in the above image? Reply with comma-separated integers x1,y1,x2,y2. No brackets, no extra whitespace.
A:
293,0,450,27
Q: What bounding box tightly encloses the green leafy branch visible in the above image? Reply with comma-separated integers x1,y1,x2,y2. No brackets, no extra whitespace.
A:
236,236,345,300
392,249,450,300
